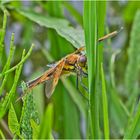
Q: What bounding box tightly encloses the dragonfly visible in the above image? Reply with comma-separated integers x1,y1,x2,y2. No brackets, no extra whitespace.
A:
24,28,123,98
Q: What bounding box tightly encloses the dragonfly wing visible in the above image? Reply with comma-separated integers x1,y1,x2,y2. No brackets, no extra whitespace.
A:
45,76,54,98
45,59,65,98
47,63,57,68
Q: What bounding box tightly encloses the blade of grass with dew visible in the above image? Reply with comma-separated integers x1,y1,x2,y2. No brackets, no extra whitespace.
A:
84,1,99,138
101,63,109,139
125,10,140,107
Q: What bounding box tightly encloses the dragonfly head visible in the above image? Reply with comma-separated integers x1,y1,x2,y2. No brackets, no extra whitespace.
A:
77,55,88,77
78,55,87,67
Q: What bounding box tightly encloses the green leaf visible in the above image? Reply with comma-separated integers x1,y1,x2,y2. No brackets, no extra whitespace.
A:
16,8,85,49
38,103,53,139
8,103,20,135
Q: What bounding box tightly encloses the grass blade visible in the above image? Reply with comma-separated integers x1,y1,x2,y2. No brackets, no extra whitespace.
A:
84,1,98,138
0,10,7,61
101,63,109,139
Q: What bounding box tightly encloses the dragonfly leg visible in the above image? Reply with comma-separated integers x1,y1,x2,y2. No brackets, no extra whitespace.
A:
76,73,79,90
79,76,89,93
76,74,88,101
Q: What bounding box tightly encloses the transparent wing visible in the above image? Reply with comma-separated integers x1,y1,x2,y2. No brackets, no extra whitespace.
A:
47,63,57,68
45,76,54,98
45,59,65,98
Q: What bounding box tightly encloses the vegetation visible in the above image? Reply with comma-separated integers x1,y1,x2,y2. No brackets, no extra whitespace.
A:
0,1,140,139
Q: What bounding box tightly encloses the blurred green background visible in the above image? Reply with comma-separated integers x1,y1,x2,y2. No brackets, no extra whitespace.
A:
0,1,140,139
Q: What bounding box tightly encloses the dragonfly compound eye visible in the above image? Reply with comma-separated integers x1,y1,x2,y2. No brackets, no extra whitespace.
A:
78,55,87,66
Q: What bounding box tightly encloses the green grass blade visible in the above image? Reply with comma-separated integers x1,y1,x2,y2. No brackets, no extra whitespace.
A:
0,44,33,118
97,1,106,62
84,1,98,138
0,10,7,61
0,33,15,95
101,63,109,139
0,44,34,78
84,1,106,138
